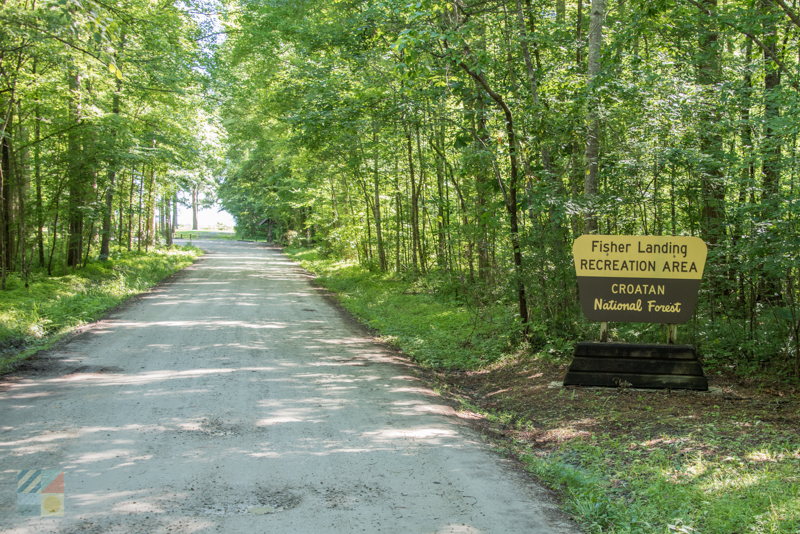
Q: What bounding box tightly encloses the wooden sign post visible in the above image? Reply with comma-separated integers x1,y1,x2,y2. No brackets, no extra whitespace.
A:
564,235,709,390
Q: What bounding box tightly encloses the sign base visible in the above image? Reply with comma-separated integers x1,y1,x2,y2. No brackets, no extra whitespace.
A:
563,342,708,390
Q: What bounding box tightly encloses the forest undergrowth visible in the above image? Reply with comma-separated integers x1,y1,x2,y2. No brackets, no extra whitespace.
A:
0,245,203,374
288,246,800,534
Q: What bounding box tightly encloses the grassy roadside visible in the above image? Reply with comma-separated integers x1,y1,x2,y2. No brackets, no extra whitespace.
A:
0,245,203,374
287,247,800,534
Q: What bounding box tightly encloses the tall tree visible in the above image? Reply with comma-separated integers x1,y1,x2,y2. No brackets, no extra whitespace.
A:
696,0,726,249
583,0,604,234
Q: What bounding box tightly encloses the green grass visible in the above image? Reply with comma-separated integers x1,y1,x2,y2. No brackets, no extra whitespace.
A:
0,245,203,373
520,431,800,533
287,247,518,368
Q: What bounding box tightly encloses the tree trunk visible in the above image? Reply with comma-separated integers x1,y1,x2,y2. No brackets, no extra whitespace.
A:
160,195,166,242
514,0,552,176
414,125,428,272
192,183,199,230
33,59,45,266
172,193,178,233
117,171,126,245
0,103,11,289
761,0,781,209
100,163,116,259
696,0,726,249
433,126,446,269
66,65,84,267
576,0,584,65
405,126,419,271
137,165,145,252
16,99,29,279
372,124,387,271
583,0,604,234
571,0,585,235
515,0,566,253
83,221,94,268
760,0,782,299
395,164,402,272
100,65,122,260
363,188,372,261
145,167,156,250
734,41,754,307
128,168,136,251
165,195,173,246
473,93,491,281
47,192,60,276
459,62,530,333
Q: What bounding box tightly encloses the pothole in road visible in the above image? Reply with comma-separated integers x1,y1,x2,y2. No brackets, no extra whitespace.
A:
197,487,302,516
199,417,238,437
313,483,386,511
200,502,285,515
63,364,124,374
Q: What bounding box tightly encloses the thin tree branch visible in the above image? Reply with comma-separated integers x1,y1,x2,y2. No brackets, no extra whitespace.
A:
0,16,106,64
195,30,242,41
16,123,82,151
458,62,513,208
772,0,800,30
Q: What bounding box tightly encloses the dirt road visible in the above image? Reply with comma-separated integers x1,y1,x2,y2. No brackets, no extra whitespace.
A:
0,241,575,533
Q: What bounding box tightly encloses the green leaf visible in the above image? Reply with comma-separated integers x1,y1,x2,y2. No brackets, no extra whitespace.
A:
453,134,471,149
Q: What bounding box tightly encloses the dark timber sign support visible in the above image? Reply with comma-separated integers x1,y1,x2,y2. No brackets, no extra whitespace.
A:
564,235,709,390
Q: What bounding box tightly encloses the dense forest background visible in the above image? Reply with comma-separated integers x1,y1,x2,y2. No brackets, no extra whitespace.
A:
2,0,800,380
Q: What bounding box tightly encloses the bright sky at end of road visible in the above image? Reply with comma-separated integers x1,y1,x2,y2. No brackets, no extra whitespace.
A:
176,204,235,229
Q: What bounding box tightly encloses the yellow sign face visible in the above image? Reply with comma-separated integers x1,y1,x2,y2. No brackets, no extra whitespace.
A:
573,235,707,280
572,235,708,324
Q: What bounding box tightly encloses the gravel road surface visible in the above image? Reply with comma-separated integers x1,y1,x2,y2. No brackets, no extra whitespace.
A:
0,240,576,533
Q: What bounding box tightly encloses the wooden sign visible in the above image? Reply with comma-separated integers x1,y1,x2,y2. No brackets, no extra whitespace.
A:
572,235,707,324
